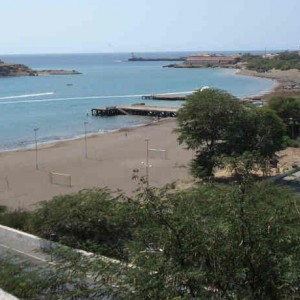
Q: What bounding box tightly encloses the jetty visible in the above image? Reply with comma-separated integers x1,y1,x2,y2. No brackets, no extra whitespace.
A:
142,94,187,101
91,105,178,118
128,53,186,62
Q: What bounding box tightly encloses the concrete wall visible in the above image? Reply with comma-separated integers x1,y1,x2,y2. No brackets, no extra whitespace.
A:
0,224,52,251
0,224,118,263
0,288,19,300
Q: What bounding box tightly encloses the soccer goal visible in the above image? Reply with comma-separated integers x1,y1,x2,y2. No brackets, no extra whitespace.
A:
0,177,10,193
49,172,72,187
149,148,167,160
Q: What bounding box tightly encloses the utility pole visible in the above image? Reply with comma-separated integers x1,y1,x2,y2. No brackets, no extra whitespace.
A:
145,138,150,186
84,121,88,159
34,128,39,170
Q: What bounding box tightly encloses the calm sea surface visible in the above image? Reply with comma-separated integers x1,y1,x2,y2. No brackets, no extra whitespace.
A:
0,52,274,151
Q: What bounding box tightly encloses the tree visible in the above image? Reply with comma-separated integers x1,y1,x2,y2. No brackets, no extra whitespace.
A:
113,182,300,299
29,188,136,260
224,107,286,176
1,183,299,299
175,88,243,178
175,89,285,179
268,96,300,139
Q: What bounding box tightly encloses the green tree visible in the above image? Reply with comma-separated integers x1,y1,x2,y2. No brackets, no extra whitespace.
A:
175,88,243,178
1,183,299,299
268,96,300,139
113,182,300,299
175,89,285,179
224,107,285,176
29,188,136,260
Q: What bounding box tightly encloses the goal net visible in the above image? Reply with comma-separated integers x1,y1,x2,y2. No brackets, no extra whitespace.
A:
149,148,167,160
49,172,72,187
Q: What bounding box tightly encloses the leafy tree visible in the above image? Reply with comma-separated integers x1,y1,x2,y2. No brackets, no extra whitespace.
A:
1,182,300,299
111,182,300,299
175,89,285,179
175,88,243,178
268,96,300,139
28,188,136,260
0,208,31,231
224,106,285,175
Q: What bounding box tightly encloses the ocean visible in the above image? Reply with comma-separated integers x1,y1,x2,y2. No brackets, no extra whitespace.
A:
0,52,274,151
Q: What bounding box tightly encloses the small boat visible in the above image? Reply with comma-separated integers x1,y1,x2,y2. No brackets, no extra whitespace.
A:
66,83,73,86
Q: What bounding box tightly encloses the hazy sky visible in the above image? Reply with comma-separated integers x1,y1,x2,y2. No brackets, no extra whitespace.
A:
1,0,299,54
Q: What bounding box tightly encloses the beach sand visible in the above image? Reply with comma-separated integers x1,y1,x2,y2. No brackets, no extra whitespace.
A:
237,68,300,99
0,119,193,210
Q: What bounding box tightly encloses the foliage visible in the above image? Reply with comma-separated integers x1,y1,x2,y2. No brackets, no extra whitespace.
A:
0,182,299,299
112,182,300,299
268,96,300,139
175,89,285,179
0,207,31,231
175,88,243,178
0,205,7,213
28,188,136,260
241,51,300,72
0,249,110,299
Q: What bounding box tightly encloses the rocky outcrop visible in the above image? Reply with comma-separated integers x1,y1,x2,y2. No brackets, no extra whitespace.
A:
0,59,81,77
0,63,37,77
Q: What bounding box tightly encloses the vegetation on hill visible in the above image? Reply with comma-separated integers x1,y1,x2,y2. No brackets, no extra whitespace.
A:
241,51,300,72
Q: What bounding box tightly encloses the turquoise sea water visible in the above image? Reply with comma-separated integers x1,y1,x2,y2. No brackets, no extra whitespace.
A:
0,52,274,151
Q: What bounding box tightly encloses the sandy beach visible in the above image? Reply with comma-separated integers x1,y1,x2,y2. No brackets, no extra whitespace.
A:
237,68,300,99
1,68,300,210
0,119,193,210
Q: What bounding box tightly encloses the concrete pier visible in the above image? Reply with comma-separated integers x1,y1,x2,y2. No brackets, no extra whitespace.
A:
142,94,187,101
91,105,179,118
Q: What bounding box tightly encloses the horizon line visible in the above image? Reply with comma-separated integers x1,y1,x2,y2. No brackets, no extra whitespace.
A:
1,48,297,56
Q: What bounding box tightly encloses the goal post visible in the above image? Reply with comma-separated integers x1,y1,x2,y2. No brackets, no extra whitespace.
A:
149,148,167,160
49,172,72,187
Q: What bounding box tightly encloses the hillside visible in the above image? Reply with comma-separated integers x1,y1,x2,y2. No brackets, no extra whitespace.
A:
0,62,37,77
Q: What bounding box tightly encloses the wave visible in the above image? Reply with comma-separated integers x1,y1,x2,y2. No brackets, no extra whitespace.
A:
0,91,193,105
0,92,55,100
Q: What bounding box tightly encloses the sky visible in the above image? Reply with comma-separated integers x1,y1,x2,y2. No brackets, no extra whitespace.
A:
1,0,299,54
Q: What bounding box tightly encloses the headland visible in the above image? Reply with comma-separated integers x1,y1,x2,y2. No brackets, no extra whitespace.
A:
0,59,81,77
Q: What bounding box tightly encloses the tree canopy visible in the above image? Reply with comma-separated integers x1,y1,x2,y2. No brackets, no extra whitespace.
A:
1,181,299,299
113,182,300,299
268,96,300,140
175,89,285,179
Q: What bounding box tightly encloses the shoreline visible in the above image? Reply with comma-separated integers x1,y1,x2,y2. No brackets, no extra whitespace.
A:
1,68,299,209
236,68,300,100
0,68,280,153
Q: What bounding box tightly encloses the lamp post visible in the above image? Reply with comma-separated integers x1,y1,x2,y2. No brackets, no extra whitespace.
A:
34,128,39,170
84,121,88,158
145,138,150,186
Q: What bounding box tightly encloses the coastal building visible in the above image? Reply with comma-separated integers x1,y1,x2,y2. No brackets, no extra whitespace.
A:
184,54,237,66
262,53,278,59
